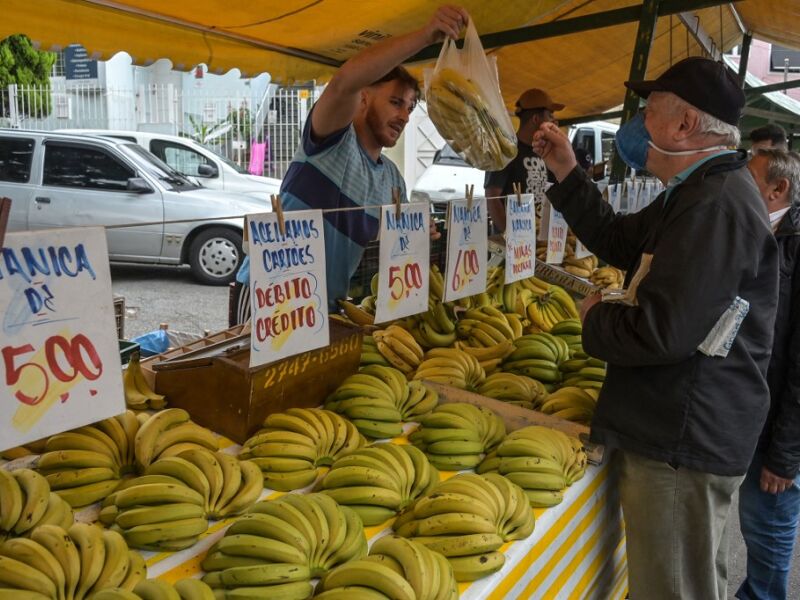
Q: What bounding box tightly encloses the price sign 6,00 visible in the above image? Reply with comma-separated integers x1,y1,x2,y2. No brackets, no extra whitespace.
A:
2,333,103,406
451,248,480,292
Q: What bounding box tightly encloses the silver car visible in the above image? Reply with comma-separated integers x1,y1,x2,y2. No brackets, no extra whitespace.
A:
0,129,273,285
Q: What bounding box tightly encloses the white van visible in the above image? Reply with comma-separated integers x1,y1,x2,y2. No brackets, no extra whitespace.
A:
411,121,618,205
59,129,281,199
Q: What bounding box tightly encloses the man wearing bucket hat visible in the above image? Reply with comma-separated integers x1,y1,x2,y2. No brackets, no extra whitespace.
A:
533,57,779,599
483,88,563,232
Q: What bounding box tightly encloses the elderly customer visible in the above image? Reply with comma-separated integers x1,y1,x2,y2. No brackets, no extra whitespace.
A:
736,148,800,600
533,57,779,600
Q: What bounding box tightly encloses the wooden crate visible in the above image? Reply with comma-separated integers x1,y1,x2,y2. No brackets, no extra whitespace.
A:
141,321,362,443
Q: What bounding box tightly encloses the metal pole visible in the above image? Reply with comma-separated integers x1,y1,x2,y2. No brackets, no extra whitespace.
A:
610,0,661,183
738,32,752,88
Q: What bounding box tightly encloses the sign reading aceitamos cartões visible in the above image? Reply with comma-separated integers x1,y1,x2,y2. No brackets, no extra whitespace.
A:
247,210,329,368
0,227,124,451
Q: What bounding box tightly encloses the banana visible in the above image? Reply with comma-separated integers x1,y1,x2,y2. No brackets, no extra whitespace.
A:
0,554,57,598
133,408,191,470
69,522,106,600
322,486,402,509
524,489,564,507
319,560,415,600
90,530,130,594
215,534,306,565
145,457,209,508
30,525,81,600
113,482,205,509
200,552,266,573
504,471,567,491
425,440,485,455
174,579,215,600
0,469,24,532
498,456,564,477
447,550,505,581
375,340,414,373
44,467,117,491
44,432,119,464
261,413,318,441
261,469,318,492
213,460,263,518
349,420,403,440
35,493,73,530
227,513,310,556
219,563,310,587
413,492,495,523
321,465,400,495
149,423,218,463
0,537,66,600
370,535,430,600
13,470,50,534
214,453,243,512
414,532,504,557
119,551,146,592
339,299,375,326
133,579,181,600
123,517,209,548
115,503,205,530
176,449,224,510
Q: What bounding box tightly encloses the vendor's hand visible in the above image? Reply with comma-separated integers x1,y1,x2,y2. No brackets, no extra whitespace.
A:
760,466,795,494
423,5,469,44
533,122,579,182
430,219,442,241
580,292,602,323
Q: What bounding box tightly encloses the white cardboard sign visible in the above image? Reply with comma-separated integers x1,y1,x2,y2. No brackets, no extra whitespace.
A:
545,201,569,265
444,197,488,302
373,202,431,324
0,227,124,451
247,210,329,368
504,193,537,283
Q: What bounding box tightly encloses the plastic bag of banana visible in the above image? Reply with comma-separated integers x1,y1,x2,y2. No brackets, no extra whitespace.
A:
425,19,517,171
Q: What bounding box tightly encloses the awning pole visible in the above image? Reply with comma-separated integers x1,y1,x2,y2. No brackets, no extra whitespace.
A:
610,0,661,184
738,32,753,88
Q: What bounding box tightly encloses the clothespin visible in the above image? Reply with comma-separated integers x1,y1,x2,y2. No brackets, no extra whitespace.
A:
512,182,523,207
271,194,286,236
466,184,474,212
0,197,10,249
393,187,402,220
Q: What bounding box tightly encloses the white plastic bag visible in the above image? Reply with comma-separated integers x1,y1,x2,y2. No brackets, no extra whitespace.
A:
425,20,517,171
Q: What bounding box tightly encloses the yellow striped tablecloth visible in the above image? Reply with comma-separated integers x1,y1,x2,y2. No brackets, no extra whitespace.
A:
135,433,628,600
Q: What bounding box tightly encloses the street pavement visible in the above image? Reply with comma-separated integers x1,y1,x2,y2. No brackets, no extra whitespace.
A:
111,262,800,599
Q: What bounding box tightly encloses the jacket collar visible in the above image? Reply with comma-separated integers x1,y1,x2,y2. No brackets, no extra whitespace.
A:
775,204,800,237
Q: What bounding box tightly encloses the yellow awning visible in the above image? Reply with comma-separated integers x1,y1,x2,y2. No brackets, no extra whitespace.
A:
2,1,799,118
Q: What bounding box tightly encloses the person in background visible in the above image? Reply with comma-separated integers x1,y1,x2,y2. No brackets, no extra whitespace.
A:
532,56,779,600
749,123,788,152
736,148,800,600
483,88,563,232
237,5,465,312
575,147,594,176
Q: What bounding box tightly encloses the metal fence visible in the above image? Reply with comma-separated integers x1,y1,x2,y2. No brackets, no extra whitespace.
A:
0,81,320,179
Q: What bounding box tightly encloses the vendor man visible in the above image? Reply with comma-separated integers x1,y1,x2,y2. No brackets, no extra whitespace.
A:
238,6,467,312
484,88,563,232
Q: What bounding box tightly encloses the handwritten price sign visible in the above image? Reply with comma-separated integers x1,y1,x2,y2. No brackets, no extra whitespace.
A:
374,202,430,324
444,197,487,302
504,193,537,283
247,210,329,368
543,200,568,265
0,227,124,451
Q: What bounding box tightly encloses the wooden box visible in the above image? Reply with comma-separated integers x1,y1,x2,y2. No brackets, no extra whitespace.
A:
142,321,361,443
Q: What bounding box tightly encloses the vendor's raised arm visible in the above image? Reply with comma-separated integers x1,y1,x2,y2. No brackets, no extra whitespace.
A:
310,5,469,141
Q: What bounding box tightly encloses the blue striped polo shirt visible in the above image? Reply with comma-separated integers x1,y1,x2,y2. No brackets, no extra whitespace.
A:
280,114,406,310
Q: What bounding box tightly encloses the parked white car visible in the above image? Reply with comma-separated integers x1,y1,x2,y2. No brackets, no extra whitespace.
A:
0,129,272,285
411,121,619,205
58,128,281,202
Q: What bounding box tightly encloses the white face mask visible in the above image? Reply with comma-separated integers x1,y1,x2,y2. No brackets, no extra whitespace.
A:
769,207,790,227
648,140,729,156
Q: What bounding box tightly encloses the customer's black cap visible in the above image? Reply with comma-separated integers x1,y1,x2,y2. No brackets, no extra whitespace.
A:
625,57,745,126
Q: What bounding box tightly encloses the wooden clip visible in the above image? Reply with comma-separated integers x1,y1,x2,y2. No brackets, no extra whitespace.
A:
0,197,11,249
271,194,286,236
512,182,523,207
466,184,474,212
393,187,402,220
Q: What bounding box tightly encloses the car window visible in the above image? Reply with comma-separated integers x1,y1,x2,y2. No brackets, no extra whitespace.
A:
0,137,35,183
43,142,134,191
434,144,471,167
572,128,595,162
150,140,213,177
601,132,616,163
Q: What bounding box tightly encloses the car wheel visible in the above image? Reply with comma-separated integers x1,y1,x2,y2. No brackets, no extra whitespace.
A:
188,227,242,285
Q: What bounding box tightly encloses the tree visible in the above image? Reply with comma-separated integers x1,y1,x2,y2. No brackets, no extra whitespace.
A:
0,34,57,119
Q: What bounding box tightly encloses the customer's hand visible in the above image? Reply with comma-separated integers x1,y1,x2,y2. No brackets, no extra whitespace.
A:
533,122,579,182
760,466,795,494
580,292,602,323
423,5,470,44
429,219,442,241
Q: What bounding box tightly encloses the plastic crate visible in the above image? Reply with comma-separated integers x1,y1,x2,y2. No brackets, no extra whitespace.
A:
348,227,448,301
114,296,125,339
119,340,139,365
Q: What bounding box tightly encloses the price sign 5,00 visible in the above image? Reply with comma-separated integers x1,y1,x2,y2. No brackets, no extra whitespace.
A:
389,262,424,300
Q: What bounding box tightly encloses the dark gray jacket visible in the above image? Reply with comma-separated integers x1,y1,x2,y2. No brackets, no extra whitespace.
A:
547,152,779,476
761,205,800,479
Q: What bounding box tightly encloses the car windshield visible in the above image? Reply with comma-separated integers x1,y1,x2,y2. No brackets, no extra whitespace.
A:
434,144,471,167
199,142,249,174
121,144,200,190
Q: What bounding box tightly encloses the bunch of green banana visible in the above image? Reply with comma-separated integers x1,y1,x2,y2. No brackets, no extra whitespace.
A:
240,408,365,491
317,534,459,600
428,67,517,171
589,265,625,289
455,339,514,376
0,523,147,600
372,325,424,374
501,333,566,388
317,442,439,526
413,301,458,349
413,347,485,391
0,469,73,541
393,472,534,581
503,280,535,316
550,318,585,358
539,386,597,424
134,408,219,474
140,448,264,520
123,352,166,411
409,403,505,471
99,473,209,551
201,493,367,598
93,578,215,600
484,266,506,307
559,357,606,391
477,372,548,410
35,410,144,508
360,335,390,367
325,367,407,439
456,305,517,347
480,425,586,507
525,285,580,333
